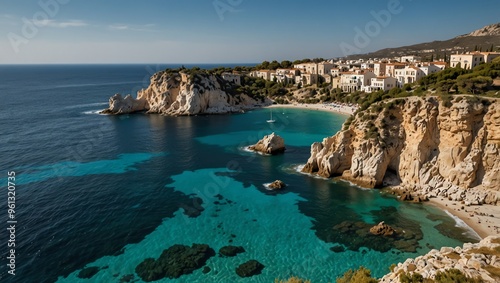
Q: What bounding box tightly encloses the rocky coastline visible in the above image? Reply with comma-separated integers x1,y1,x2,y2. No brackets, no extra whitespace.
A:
299,95,500,282
101,70,269,115
302,96,500,206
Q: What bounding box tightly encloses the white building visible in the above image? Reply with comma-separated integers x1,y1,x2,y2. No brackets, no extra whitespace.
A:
450,52,484,69
401,55,422,63
374,62,387,76
368,76,397,92
317,62,334,75
395,66,425,86
417,64,442,76
340,70,376,92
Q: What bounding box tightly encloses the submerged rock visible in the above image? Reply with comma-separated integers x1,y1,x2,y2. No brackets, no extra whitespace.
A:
179,197,205,218
268,180,286,190
236,260,265,278
330,220,423,253
249,132,285,155
135,244,215,281
219,245,245,257
78,266,100,279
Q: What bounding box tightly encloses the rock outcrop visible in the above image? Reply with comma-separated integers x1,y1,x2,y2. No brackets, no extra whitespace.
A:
249,132,286,155
380,235,500,282
102,70,267,115
303,96,500,205
369,221,396,237
268,180,287,190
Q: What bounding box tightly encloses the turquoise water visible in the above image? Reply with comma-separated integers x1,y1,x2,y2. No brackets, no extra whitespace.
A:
0,65,478,283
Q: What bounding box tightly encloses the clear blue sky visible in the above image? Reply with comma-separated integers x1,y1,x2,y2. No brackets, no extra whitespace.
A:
0,0,498,64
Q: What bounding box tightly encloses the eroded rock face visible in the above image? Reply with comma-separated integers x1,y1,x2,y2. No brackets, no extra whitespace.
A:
249,132,285,155
303,96,500,205
101,93,148,114
102,71,266,115
379,235,500,283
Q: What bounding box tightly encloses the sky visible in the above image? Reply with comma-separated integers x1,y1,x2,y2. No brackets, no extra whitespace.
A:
0,0,499,64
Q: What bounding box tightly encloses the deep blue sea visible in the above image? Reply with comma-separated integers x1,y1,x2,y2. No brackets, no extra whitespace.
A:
0,64,479,283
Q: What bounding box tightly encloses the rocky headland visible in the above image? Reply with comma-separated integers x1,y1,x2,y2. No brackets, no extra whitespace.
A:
302,96,500,206
102,70,268,115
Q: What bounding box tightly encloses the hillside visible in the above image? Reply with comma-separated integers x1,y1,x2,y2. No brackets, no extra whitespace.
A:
347,23,500,60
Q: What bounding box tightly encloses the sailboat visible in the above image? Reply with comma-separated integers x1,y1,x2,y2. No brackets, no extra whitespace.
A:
267,110,276,123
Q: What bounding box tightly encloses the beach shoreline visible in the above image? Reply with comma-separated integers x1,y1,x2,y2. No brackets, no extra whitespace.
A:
266,103,356,116
427,197,500,240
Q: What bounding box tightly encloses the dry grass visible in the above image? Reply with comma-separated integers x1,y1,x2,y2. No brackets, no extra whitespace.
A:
443,252,461,260
275,276,312,283
469,246,500,256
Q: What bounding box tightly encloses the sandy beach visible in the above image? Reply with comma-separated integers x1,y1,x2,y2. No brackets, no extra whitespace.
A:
267,103,357,115
428,198,500,240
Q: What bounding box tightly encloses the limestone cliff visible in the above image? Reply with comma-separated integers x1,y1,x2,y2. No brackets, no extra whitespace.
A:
102,70,267,115
303,96,500,205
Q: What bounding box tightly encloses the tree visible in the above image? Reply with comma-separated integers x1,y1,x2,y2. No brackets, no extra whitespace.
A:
281,60,292,69
269,60,281,70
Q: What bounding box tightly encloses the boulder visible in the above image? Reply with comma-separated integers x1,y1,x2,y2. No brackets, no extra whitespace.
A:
249,132,285,155
369,221,396,236
235,260,265,278
268,180,286,190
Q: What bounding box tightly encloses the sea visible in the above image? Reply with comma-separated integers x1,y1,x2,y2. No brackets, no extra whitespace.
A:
0,64,480,283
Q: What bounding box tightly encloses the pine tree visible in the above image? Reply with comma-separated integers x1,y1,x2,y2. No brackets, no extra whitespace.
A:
474,45,478,51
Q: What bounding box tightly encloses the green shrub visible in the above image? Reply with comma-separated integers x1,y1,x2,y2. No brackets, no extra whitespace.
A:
434,268,483,283
336,266,377,283
399,271,425,283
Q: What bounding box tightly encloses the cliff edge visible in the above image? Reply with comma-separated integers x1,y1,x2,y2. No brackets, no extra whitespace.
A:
102,70,267,115
303,96,500,205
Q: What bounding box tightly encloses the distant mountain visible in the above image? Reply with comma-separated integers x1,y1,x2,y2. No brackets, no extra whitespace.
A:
458,23,500,37
347,23,500,60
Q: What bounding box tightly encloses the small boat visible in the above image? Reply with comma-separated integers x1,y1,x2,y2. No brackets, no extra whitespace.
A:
267,110,276,123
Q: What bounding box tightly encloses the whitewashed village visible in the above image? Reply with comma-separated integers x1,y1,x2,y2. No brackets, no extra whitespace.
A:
216,51,500,103
240,52,500,93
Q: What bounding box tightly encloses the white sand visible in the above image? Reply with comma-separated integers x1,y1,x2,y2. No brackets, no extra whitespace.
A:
428,198,500,239
267,103,357,115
